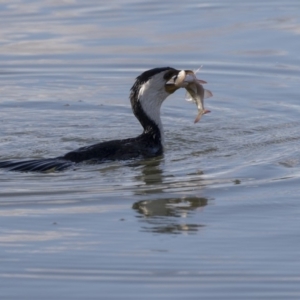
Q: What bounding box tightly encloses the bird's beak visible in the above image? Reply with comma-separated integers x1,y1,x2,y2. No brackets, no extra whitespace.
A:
166,70,207,90
165,70,186,87
165,70,187,93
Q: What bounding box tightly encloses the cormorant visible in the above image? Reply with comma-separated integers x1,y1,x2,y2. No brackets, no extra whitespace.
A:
0,67,192,172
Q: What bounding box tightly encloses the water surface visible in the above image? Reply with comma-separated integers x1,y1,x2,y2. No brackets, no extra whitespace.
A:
0,1,300,299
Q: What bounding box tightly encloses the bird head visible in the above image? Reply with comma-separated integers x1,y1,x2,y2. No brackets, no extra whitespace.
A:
129,67,196,142
130,67,193,107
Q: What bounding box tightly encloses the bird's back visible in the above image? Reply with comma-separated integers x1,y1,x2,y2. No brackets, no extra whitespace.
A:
0,134,163,172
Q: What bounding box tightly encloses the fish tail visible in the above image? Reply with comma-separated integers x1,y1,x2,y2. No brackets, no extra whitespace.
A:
0,158,73,172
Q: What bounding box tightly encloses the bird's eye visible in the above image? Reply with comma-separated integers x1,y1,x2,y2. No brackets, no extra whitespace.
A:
166,75,177,84
165,70,181,87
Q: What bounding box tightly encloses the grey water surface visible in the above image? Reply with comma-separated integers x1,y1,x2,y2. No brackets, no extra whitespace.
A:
0,1,300,299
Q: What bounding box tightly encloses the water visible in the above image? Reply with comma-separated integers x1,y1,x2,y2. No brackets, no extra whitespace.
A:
0,1,300,299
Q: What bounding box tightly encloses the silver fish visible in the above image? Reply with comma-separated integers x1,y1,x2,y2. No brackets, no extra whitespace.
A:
170,69,213,123
183,70,212,123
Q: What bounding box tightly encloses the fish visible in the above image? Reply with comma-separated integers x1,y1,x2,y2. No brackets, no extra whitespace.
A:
184,69,213,123
170,68,213,123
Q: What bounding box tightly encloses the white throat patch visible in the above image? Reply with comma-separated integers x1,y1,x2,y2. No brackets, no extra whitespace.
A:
137,72,171,144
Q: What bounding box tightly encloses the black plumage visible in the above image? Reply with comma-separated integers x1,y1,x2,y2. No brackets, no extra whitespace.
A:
0,67,181,172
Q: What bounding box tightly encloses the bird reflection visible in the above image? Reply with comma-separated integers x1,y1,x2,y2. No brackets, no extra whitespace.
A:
132,196,208,234
132,156,163,178
131,157,209,234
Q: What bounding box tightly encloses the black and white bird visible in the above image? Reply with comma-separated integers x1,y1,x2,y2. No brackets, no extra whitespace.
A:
0,67,190,172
